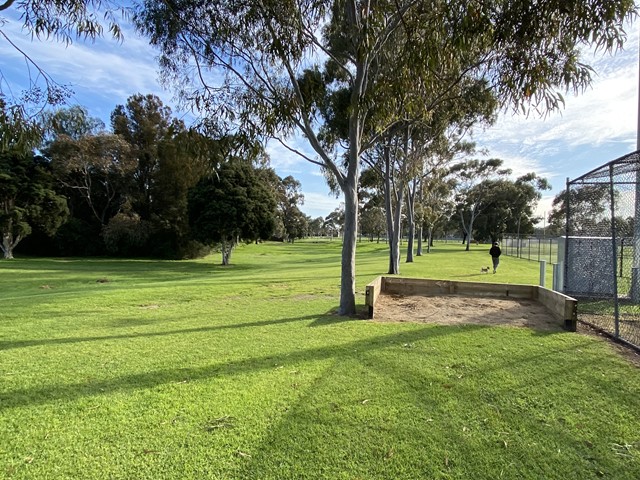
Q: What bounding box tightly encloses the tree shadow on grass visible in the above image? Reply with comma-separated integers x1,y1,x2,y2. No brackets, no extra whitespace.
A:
0,325,475,412
0,311,349,352
307,306,370,327
232,335,633,479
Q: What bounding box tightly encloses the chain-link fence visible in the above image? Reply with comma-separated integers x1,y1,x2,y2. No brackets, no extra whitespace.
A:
564,150,640,351
502,236,558,264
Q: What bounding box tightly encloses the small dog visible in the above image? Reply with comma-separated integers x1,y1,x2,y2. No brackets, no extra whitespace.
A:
480,266,490,273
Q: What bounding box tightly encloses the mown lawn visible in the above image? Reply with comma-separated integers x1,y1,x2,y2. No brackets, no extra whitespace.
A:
0,240,638,479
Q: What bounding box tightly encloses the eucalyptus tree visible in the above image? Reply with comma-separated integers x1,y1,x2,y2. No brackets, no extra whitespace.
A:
0,97,41,153
0,150,68,259
547,185,611,236
135,0,635,314
42,105,104,141
1,0,126,113
111,94,185,221
453,159,511,250
363,121,482,274
274,175,308,242
360,205,385,242
48,132,134,226
416,173,456,255
506,173,551,243
324,206,345,239
188,161,277,265
404,134,481,264
472,174,550,243
308,216,325,237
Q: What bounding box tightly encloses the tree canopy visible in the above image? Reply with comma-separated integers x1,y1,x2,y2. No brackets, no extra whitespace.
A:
0,150,68,258
188,161,277,265
1,0,127,113
134,0,636,314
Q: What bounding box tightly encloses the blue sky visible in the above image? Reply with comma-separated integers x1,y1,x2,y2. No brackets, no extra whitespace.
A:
1,11,638,222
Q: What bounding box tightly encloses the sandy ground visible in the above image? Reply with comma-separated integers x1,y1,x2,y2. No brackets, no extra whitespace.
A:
373,294,561,331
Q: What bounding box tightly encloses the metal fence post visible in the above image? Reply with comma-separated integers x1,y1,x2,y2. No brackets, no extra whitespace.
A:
620,237,624,278
540,260,546,287
609,164,620,338
564,178,570,293
553,261,564,292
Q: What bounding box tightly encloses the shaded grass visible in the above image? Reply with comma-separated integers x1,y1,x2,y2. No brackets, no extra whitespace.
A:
0,240,639,479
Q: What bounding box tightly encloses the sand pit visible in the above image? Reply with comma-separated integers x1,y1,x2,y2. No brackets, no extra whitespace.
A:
366,277,578,331
373,293,562,331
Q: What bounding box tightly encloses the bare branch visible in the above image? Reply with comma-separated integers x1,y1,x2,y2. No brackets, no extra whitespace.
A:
0,0,15,12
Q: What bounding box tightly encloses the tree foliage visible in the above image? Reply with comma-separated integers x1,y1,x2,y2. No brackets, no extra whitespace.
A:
0,150,68,258
48,132,134,225
188,161,276,265
452,158,511,250
274,175,308,242
0,98,41,153
134,0,636,313
547,185,611,236
473,173,551,242
1,0,127,112
111,94,182,220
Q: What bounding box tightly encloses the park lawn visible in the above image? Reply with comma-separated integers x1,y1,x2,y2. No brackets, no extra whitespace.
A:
0,240,638,479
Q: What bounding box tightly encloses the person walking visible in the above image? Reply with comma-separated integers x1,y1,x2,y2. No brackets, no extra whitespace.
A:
489,241,502,274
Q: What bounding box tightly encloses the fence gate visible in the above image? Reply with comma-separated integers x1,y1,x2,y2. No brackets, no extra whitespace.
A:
565,150,640,350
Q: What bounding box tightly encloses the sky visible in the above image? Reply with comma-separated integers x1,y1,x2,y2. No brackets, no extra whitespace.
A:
1,9,639,223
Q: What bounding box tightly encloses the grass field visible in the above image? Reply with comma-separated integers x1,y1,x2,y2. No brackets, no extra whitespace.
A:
1,240,639,479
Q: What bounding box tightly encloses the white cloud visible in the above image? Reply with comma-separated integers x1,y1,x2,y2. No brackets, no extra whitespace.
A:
4,7,638,223
300,191,342,219
480,148,552,180
1,16,180,120
265,136,316,173
475,24,639,200
533,195,556,227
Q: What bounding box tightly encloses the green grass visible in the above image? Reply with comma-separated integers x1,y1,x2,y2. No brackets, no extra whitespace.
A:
1,240,639,479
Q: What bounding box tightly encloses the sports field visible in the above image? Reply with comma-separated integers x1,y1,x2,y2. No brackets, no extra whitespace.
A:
1,240,638,479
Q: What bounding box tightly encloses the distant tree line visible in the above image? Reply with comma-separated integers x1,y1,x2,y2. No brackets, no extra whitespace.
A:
1,95,315,261
2,0,634,314
2,90,617,271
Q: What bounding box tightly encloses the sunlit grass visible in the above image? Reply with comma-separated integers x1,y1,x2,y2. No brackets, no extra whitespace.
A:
0,240,638,479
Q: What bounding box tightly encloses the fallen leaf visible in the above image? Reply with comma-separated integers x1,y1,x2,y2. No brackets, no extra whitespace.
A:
236,450,251,458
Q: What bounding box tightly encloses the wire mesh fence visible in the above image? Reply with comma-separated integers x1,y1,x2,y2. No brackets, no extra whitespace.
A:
564,150,640,351
502,236,558,264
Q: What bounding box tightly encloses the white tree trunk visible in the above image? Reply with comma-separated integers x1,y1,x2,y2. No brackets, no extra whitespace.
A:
1,232,19,259
460,207,477,252
220,238,234,265
383,148,403,275
416,225,423,256
340,179,358,315
406,182,416,263
387,189,403,275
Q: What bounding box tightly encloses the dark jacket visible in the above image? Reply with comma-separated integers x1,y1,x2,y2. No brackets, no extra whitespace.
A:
489,245,501,258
